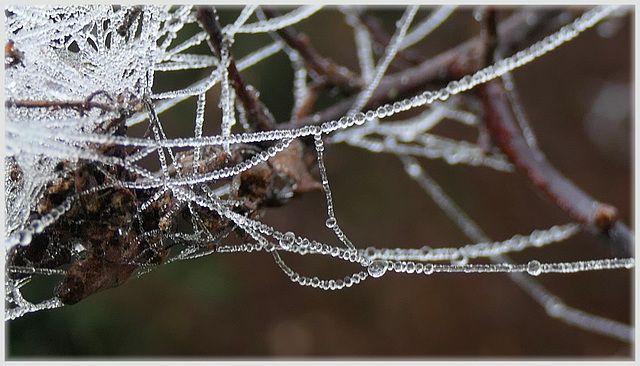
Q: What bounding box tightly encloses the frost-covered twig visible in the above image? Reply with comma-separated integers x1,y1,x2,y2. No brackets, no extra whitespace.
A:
197,6,275,132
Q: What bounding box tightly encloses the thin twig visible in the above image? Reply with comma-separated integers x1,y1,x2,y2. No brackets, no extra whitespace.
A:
197,6,275,132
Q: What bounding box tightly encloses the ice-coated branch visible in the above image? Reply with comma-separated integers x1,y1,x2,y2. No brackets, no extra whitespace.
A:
197,6,275,132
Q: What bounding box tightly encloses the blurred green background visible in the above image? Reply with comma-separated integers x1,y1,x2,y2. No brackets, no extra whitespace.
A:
7,6,633,358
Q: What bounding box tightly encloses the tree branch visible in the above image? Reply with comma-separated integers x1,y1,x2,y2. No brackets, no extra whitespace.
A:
477,9,633,257
278,8,566,131
197,6,275,132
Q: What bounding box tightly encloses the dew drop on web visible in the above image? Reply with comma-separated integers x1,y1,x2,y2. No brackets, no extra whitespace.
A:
527,260,542,276
279,231,295,250
367,260,388,278
325,217,336,228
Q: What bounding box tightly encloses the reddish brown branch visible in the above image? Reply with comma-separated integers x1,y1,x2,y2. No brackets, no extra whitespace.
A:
478,78,633,256
477,8,633,256
197,6,274,132
477,8,633,257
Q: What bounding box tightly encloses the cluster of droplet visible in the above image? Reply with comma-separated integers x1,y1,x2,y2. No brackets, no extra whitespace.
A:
358,223,580,263
6,196,76,248
366,258,635,279
213,211,634,287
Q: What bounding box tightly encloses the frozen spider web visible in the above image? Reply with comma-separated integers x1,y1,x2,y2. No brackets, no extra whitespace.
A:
4,5,634,344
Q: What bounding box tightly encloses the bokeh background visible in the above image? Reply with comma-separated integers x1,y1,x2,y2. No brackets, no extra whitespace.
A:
7,6,633,359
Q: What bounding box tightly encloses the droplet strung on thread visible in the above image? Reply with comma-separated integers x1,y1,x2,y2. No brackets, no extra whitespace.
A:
527,260,542,276
423,263,434,275
473,7,483,22
451,253,468,266
325,217,336,228
31,220,45,234
279,231,296,250
367,260,388,278
353,112,366,126
18,230,32,246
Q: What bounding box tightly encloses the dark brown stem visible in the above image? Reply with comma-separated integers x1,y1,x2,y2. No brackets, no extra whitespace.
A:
481,7,499,66
197,6,274,132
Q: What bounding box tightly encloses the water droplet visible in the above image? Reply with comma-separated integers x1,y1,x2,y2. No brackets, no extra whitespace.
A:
392,261,403,272
330,246,340,257
422,91,434,103
367,260,388,278
545,299,565,318
279,231,295,250
73,242,86,255
624,258,635,269
328,280,336,290
451,254,468,266
18,231,32,246
473,7,483,22
321,244,331,255
423,263,434,275
354,112,366,126
527,260,542,276
364,246,377,258
365,110,376,121
32,220,45,234
406,262,416,274
530,230,545,247
325,217,336,228
446,80,459,94
385,104,394,116
406,163,421,177
344,276,353,287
